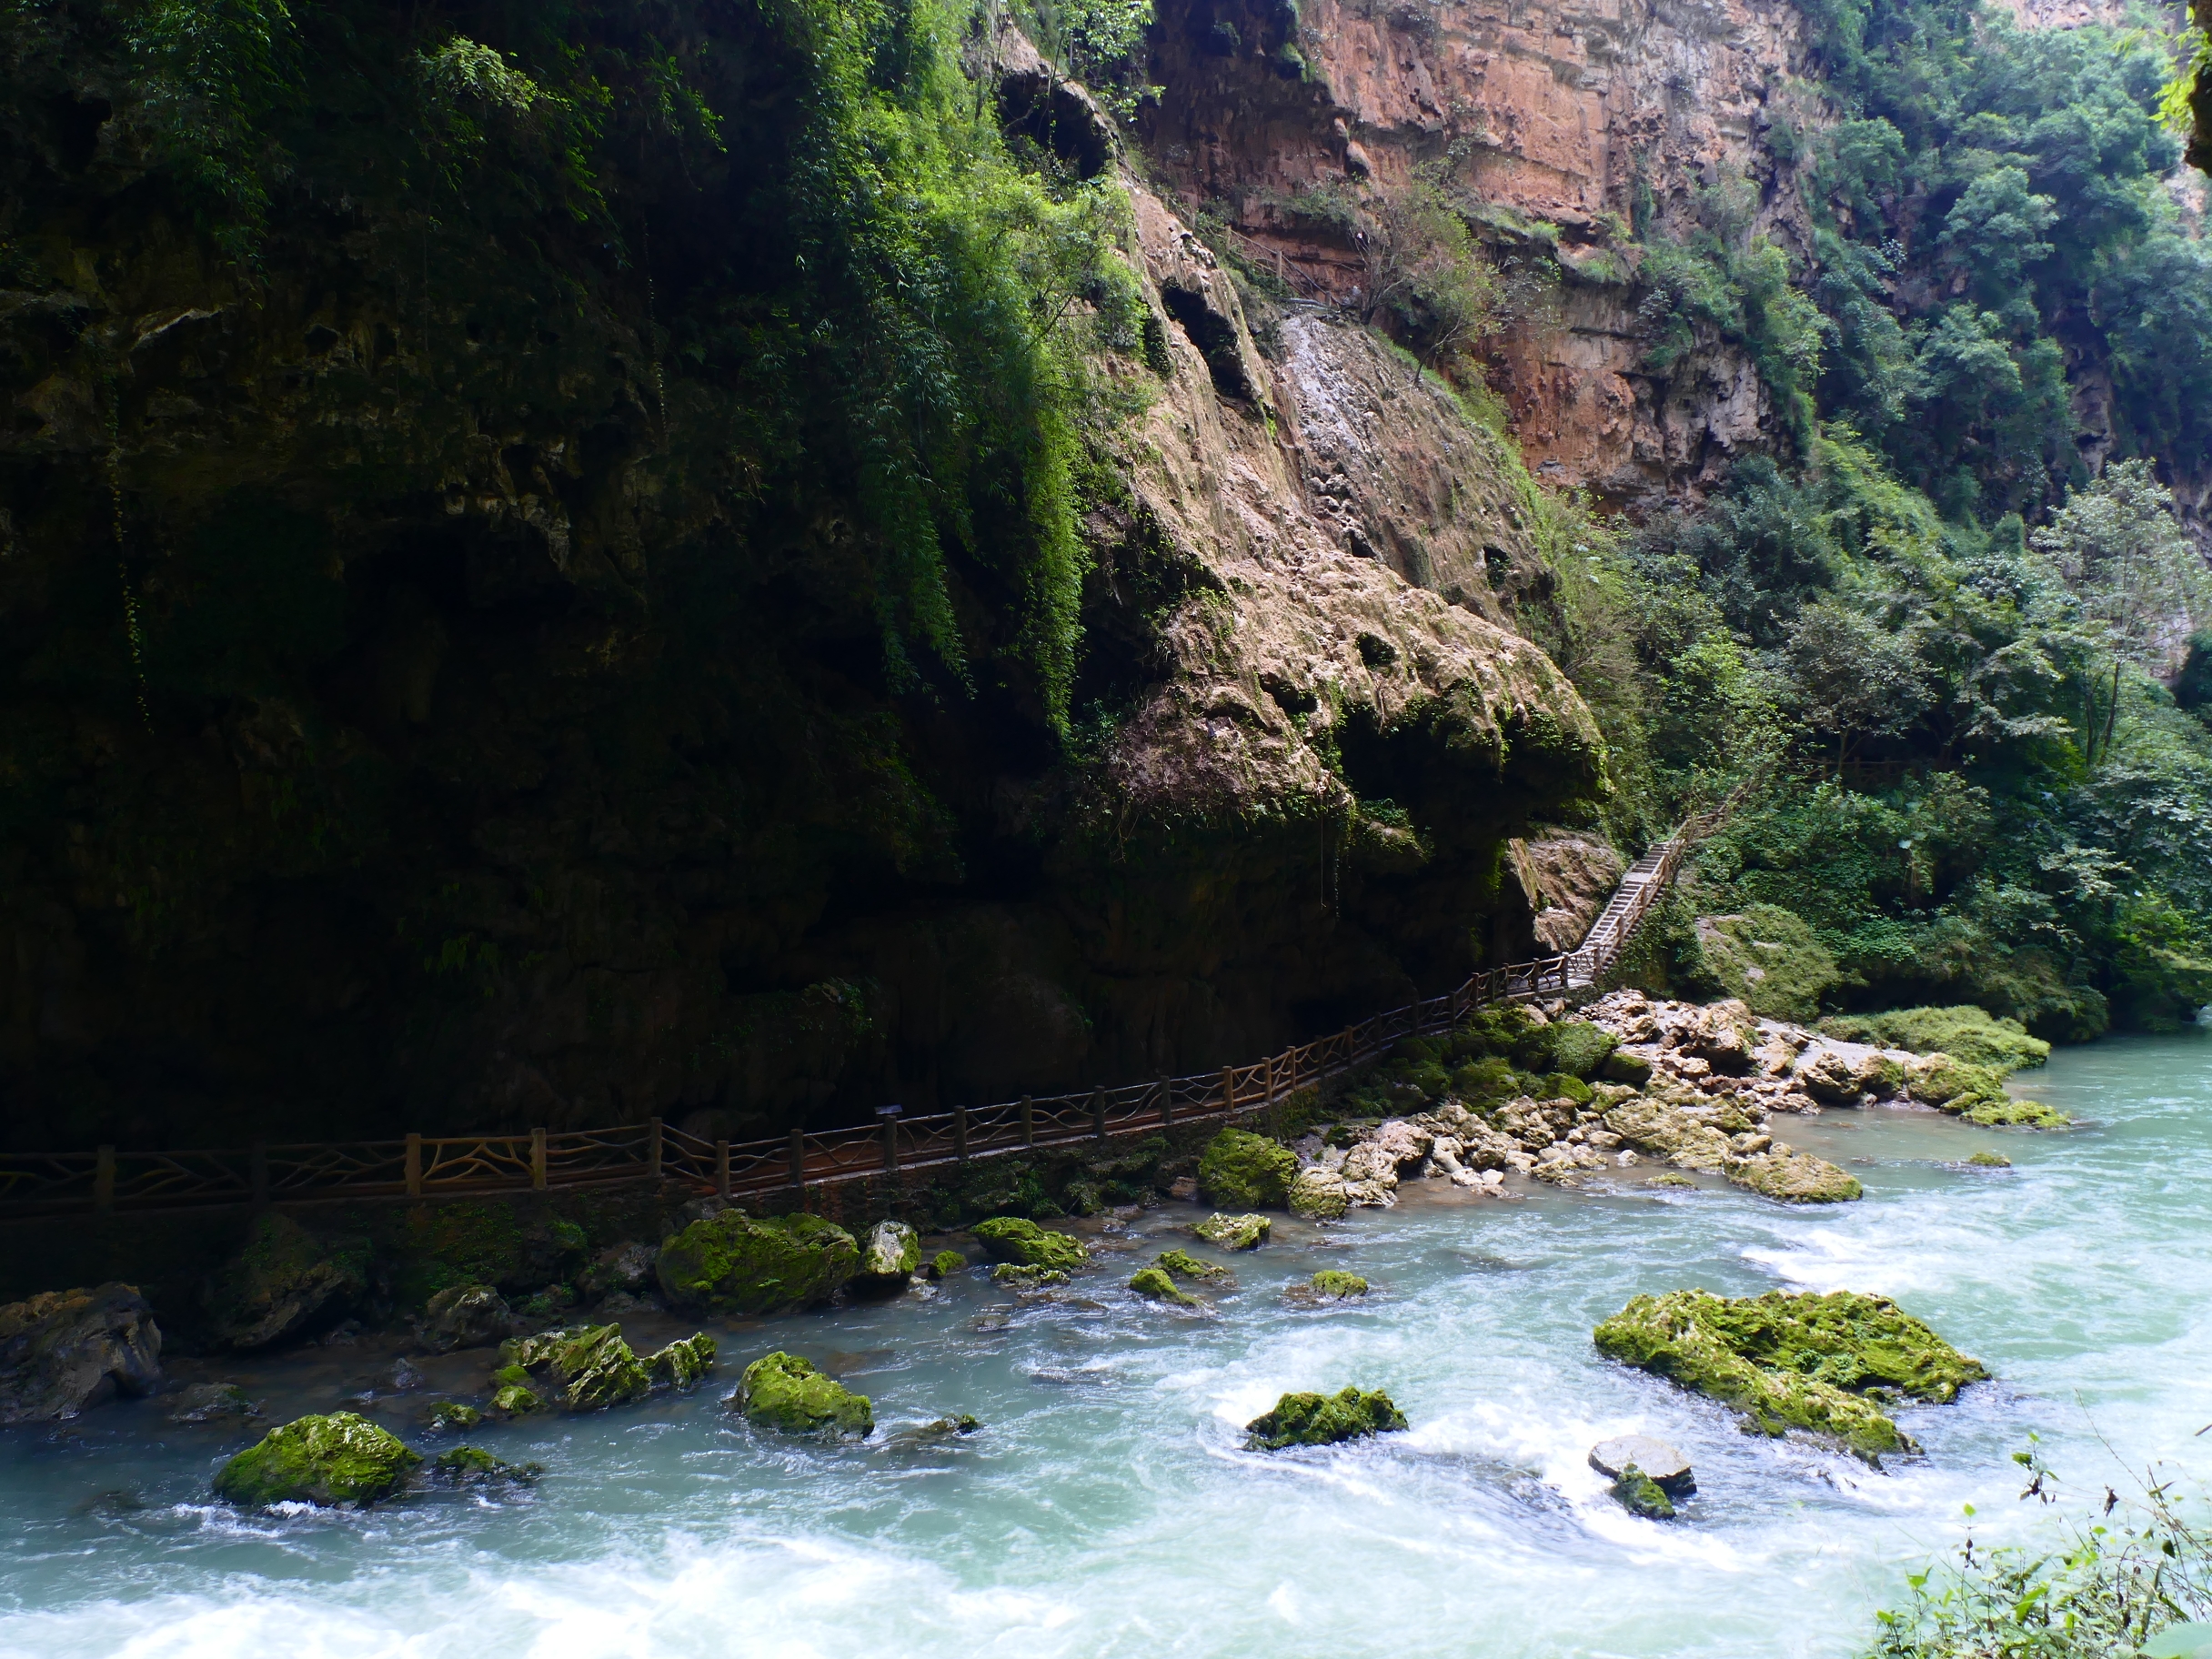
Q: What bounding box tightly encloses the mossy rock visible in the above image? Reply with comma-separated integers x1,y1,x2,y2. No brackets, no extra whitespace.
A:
927,1249,969,1279
655,1211,860,1316
1645,1172,1697,1190
1959,1097,2070,1129
1129,1267,1196,1305
427,1401,483,1432
990,1263,1069,1289
1965,1151,2013,1168
1543,1021,1620,1081
1905,1053,2010,1110
1244,1386,1408,1450
735,1352,872,1436
1449,1057,1520,1101
853,1220,921,1289
202,1212,370,1351
1309,1271,1368,1299
1288,1166,1349,1221
430,1445,542,1486
1728,1151,1863,1204
491,1383,544,1416
1820,1006,2051,1074
1602,1050,1654,1085
1156,1249,1230,1283
1693,906,1841,1022
1196,1128,1298,1209
499,1323,650,1412
644,1333,717,1391
1546,1072,1594,1105
972,1216,1088,1272
390,1202,588,1310
1191,1212,1271,1250
213,1411,421,1507
1612,1463,1676,1520
1593,1289,1987,1463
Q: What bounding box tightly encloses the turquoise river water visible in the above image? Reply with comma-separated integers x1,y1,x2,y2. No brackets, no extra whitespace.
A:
3,1029,2208,1658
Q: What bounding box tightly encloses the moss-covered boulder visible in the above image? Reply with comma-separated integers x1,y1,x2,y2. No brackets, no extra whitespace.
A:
430,1445,543,1487
1197,1129,1298,1209
214,1412,421,1507
991,1263,1069,1289
1543,1021,1621,1080
1611,1463,1676,1520
972,1216,1088,1272
1960,1097,2070,1129
1821,1006,2051,1074
1192,1212,1271,1250
1244,1386,1408,1450
499,1324,650,1412
1593,1289,1987,1463
417,1282,512,1353
427,1401,483,1431
644,1333,717,1391
1155,1249,1230,1283
203,1213,370,1351
1602,1050,1654,1085
1130,1267,1196,1305
926,1249,968,1279
1288,1166,1350,1221
1694,907,1841,1023
1309,1271,1369,1299
656,1211,860,1316
1728,1151,1863,1204
734,1352,872,1436
491,1382,544,1416
1966,1151,2013,1168
852,1221,922,1292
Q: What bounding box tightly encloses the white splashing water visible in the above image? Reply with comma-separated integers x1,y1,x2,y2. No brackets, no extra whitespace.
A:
3,1032,2207,1659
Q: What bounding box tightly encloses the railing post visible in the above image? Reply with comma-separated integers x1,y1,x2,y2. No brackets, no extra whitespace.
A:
648,1117,663,1181
95,1145,115,1215
1159,1075,1172,1130
1262,1055,1275,1105
954,1105,969,1162
530,1128,547,1191
403,1134,420,1199
882,1118,899,1174
1021,1095,1034,1149
716,1140,731,1201
1222,1065,1235,1115
1091,1086,1106,1141
789,1129,805,1189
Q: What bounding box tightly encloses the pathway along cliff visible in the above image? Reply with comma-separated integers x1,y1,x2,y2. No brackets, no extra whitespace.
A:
0,1031,2207,1657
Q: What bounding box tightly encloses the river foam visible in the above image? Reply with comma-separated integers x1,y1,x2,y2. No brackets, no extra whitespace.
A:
3,1031,2207,1659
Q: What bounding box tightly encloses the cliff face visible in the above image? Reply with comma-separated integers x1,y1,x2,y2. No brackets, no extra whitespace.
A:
0,14,1601,1154
1137,0,1826,503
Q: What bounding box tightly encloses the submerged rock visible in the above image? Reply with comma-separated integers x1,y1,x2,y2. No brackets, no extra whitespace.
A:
990,1263,1069,1290
167,1382,256,1424
428,1401,484,1431
417,1283,513,1352
1593,1289,1987,1463
213,1411,421,1507
1245,1386,1409,1450
500,1324,650,1412
972,1217,1089,1272
1966,1151,2013,1168
203,1214,369,1351
429,1445,543,1487
656,1211,860,1316
1959,1097,2070,1129
1197,1128,1297,1209
1308,1271,1369,1299
1588,1434,1694,1495
851,1221,922,1292
644,1333,718,1391
1727,1149,1863,1203
733,1352,872,1436
1129,1267,1196,1305
0,1283,164,1424
1191,1212,1271,1251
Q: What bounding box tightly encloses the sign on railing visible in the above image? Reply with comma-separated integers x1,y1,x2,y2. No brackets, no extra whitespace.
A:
0,825,1704,1219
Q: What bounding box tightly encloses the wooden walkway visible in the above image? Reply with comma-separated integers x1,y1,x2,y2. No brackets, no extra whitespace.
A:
0,826,1704,1219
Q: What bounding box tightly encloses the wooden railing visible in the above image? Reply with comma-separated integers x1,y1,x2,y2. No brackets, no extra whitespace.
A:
0,824,1708,1220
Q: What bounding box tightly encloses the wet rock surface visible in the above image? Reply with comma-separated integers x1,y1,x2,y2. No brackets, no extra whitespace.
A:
656,1212,860,1317
0,1284,164,1424
203,1214,369,1352
213,1411,420,1507
1589,1435,1695,1495
1245,1386,1409,1451
733,1352,873,1437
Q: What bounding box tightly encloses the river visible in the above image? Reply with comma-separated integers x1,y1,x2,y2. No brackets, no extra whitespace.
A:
4,1029,2207,1659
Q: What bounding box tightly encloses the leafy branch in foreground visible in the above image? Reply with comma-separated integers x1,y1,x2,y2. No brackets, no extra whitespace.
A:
1869,1440,2212,1659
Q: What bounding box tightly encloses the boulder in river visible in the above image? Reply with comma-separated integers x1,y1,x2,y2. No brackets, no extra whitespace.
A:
427,1401,483,1431
213,1411,421,1507
1727,1149,1863,1203
168,1382,257,1424
925,1249,968,1280
1192,1212,1271,1251
733,1352,872,1436
972,1216,1088,1272
656,1210,860,1316
417,1283,514,1352
1589,1435,1694,1495
1129,1267,1196,1305
0,1283,163,1424
1197,1128,1297,1209
1593,1289,1987,1463
1610,1463,1676,1520
991,1263,1069,1289
1245,1386,1408,1450
499,1324,651,1411
851,1221,922,1292
644,1332,717,1391
429,1445,543,1488
1154,1249,1230,1283
1289,1166,1351,1221
1309,1271,1369,1299
578,1242,658,1300
203,1213,369,1351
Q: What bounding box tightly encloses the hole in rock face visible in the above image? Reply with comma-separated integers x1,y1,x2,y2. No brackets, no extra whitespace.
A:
1356,632,1398,669
1160,283,1254,401
304,325,340,356
50,94,110,171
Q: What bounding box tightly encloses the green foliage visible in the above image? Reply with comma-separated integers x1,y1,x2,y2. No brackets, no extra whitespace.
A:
1694,904,1843,1022
1017,1,1157,119
1868,1443,2212,1659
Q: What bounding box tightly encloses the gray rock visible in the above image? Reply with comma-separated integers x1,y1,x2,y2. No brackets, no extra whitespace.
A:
417,1283,513,1353
1589,1434,1695,1495
0,1284,164,1424
852,1220,921,1290
203,1213,369,1351
578,1242,657,1299
168,1381,257,1424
